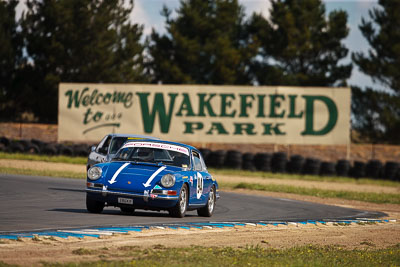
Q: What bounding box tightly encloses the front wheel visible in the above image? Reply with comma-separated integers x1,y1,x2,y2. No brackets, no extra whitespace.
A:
197,186,216,217
86,195,104,213
169,184,188,218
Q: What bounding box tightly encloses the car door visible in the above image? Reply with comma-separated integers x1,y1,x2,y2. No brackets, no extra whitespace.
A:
199,152,213,194
190,150,209,205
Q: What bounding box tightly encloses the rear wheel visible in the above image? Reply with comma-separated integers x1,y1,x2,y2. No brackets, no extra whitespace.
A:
169,184,188,218
86,195,104,213
197,186,216,217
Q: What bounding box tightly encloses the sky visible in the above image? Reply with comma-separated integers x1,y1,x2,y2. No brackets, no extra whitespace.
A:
129,0,380,89
16,0,380,89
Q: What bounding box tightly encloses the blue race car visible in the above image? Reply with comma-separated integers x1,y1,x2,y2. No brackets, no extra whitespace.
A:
86,139,219,217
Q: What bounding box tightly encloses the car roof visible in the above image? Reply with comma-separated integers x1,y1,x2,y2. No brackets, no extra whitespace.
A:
108,133,160,140
123,139,198,151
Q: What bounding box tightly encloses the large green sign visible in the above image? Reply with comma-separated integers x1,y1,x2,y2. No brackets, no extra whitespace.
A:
58,84,350,144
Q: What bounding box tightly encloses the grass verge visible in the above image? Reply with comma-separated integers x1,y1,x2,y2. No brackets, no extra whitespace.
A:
0,167,85,179
0,152,86,165
223,182,400,204
31,245,400,267
210,168,400,187
1,152,399,187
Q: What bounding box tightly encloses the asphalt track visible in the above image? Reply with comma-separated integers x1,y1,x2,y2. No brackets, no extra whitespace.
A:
0,174,386,233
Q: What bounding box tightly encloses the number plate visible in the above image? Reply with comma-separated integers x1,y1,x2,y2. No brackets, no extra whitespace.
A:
118,197,133,205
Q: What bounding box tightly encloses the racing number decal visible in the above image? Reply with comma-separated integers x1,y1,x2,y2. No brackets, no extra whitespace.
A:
196,172,203,199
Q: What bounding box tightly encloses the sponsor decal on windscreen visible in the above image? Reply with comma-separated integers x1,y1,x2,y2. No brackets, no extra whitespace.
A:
122,142,189,156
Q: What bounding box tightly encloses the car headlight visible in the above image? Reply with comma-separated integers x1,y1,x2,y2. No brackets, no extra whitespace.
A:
88,166,102,180
160,174,175,188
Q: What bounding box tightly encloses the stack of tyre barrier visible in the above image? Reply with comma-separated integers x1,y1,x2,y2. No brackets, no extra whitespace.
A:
224,150,242,169
206,150,226,168
253,153,272,172
271,152,287,173
0,137,91,157
336,159,351,177
198,147,400,181
287,155,304,174
320,161,336,176
242,153,256,171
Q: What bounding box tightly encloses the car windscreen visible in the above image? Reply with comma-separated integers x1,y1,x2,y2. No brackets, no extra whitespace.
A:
109,137,128,154
112,142,190,168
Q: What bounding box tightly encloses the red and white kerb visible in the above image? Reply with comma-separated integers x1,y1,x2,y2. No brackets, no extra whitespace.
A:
122,142,189,156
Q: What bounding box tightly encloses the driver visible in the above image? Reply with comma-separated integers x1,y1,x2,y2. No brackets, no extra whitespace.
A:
136,147,154,161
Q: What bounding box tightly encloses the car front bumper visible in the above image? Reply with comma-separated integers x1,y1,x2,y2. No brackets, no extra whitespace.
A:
86,188,179,209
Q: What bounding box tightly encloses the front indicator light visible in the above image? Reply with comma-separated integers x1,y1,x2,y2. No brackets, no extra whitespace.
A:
167,190,177,196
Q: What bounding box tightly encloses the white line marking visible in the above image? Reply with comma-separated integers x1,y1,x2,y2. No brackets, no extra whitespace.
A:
108,163,130,184
58,230,114,236
143,166,166,187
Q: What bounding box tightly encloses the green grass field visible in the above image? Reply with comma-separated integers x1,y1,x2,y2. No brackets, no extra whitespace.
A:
224,182,400,204
20,245,400,267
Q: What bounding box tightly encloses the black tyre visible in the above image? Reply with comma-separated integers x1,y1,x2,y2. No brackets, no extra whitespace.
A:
242,153,256,171
73,145,89,157
302,158,321,175
383,161,400,181
197,186,216,217
319,161,336,176
25,143,40,154
86,195,104,213
58,144,74,156
42,144,57,155
254,153,272,172
208,150,226,168
31,139,46,150
350,161,366,179
18,139,31,149
287,155,304,174
0,137,10,147
9,142,24,153
225,150,242,169
365,160,383,179
336,159,351,177
169,184,188,218
271,152,287,173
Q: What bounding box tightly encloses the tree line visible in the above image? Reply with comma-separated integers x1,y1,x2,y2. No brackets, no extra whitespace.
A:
0,0,399,144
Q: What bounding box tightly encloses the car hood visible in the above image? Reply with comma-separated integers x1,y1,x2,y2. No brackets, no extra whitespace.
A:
103,162,180,192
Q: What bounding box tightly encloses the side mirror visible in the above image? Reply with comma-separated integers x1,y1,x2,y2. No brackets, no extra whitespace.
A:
91,146,96,152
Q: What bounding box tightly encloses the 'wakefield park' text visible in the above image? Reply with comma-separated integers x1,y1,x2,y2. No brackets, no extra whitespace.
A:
58,84,350,145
